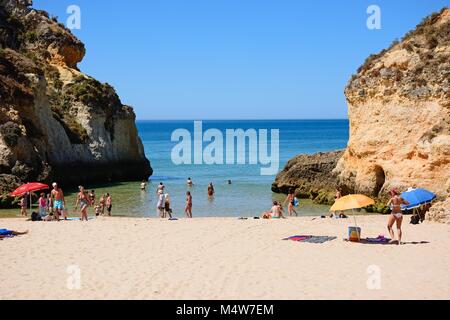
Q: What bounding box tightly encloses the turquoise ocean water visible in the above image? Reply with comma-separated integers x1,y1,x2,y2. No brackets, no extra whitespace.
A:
134,120,349,217
1,120,349,218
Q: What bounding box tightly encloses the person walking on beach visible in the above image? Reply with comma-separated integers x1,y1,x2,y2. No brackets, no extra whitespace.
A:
75,186,91,222
89,190,96,206
105,193,112,216
51,182,65,221
386,189,409,245
163,193,172,218
185,191,193,218
283,189,297,216
156,190,165,218
20,196,27,217
38,193,47,218
207,183,215,199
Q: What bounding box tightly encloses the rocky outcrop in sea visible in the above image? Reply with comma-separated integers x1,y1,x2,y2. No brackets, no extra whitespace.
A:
0,0,152,207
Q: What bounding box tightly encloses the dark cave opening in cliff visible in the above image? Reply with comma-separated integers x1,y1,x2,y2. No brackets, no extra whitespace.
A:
374,165,386,197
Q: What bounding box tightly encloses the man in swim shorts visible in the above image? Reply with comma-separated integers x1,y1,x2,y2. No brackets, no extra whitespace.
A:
51,182,65,221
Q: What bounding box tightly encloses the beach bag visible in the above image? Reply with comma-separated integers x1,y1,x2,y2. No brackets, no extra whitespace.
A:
410,214,420,225
31,212,42,221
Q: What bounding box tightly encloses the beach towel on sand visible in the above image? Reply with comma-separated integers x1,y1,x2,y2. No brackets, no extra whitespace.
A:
344,236,392,244
283,235,337,243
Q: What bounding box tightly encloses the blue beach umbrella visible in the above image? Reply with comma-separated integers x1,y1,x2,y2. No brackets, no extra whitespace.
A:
400,188,436,210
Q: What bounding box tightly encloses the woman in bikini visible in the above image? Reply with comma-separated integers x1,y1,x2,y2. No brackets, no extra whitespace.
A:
75,186,91,222
185,191,193,218
283,189,297,216
386,189,410,245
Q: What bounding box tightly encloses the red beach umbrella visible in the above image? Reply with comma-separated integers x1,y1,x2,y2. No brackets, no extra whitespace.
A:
10,182,49,197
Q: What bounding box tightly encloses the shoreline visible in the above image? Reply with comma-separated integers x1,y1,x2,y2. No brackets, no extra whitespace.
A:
1,215,449,300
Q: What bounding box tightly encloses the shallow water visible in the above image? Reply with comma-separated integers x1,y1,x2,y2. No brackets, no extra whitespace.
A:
1,120,349,218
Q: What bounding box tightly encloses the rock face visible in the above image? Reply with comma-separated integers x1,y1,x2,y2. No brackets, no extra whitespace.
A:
334,8,450,219
0,0,152,207
272,151,344,205
273,9,449,218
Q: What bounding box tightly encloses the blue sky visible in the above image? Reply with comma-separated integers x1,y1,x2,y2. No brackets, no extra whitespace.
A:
33,0,448,120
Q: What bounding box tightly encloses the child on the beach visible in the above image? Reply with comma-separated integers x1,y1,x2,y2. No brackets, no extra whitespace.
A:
94,205,101,216
38,193,47,218
20,197,27,216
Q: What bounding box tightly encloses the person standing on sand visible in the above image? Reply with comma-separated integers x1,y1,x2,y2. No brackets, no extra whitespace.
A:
99,194,106,215
207,183,215,199
283,189,298,216
75,186,91,222
185,191,193,218
105,193,112,216
20,197,27,216
46,194,53,215
386,189,409,245
156,190,165,218
89,190,96,206
38,193,47,218
51,182,65,221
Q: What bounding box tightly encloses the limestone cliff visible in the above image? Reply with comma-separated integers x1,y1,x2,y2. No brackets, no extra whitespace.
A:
0,0,152,207
335,8,449,218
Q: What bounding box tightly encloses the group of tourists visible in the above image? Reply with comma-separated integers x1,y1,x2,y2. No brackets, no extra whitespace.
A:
21,183,113,222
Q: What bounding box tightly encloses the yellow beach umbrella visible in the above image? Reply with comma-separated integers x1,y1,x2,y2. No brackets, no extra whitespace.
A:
330,194,375,241
330,194,375,212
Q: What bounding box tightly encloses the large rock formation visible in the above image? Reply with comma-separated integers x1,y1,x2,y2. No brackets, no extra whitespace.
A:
335,8,450,218
272,151,344,205
273,8,449,218
0,0,152,207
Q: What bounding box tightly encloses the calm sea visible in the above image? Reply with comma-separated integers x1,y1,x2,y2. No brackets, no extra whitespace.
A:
1,120,349,217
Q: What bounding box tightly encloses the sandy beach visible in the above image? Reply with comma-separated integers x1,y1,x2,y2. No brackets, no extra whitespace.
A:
0,215,449,300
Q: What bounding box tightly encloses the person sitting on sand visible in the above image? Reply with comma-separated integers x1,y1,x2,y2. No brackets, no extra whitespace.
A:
386,189,410,245
0,229,28,239
75,186,91,222
283,189,297,217
185,191,193,218
262,201,286,219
